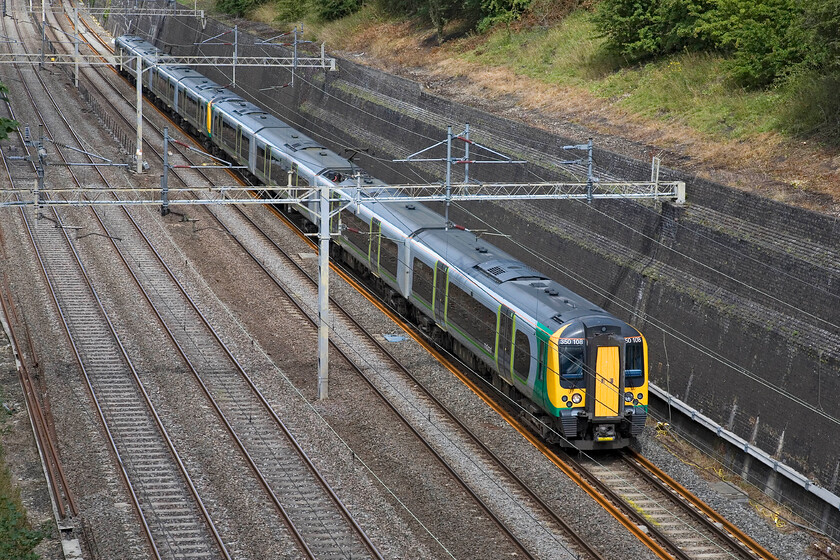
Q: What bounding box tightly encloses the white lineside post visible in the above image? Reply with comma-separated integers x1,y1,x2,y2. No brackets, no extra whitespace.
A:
317,177,330,400
232,25,237,88
444,125,452,228
292,26,298,86
135,55,143,173
73,7,79,88
463,122,470,184
40,0,45,69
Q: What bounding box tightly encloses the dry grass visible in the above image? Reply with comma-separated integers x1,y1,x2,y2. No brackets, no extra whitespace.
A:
323,12,840,215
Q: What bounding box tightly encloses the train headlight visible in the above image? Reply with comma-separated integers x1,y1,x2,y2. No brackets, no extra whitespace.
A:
637,393,644,401
624,391,633,402
571,393,582,404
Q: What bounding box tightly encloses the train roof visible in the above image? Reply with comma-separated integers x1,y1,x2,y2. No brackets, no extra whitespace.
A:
116,36,637,339
356,198,635,335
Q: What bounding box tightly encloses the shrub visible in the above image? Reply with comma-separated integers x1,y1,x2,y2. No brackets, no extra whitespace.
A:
779,70,840,142
312,0,363,21
592,0,714,61
0,446,44,560
696,0,809,87
477,0,533,31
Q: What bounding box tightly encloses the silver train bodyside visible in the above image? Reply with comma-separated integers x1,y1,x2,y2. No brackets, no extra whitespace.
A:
115,35,649,449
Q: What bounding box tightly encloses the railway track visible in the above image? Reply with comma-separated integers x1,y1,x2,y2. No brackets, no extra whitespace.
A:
28,11,593,558
0,6,234,558
18,4,384,558
569,450,775,560
187,196,604,559
17,4,789,559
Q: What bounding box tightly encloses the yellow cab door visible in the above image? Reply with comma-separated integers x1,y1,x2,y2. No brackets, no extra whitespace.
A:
594,346,620,417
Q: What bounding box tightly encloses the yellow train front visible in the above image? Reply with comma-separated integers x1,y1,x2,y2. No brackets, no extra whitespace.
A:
535,318,648,450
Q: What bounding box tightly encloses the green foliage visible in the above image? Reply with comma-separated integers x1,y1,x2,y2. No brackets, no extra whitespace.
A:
593,0,825,88
592,0,664,60
0,447,45,560
802,0,840,70
779,70,840,141
477,0,532,32
275,0,310,21
0,84,17,140
0,118,16,140
370,0,421,15
592,0,713,61
216,0,263,17
695,0,809,87
312,0,362,21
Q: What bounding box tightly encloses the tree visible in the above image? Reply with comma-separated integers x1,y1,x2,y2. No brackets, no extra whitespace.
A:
696,0,809,87
593,0,713,61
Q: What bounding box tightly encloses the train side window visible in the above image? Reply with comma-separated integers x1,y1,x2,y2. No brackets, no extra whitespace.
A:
498,308,513,373
625,342,644,387
447,283,496,353
513,330,532,380
222,118,236,149
256,144,267,177
270,157,285,185
184,94,197,122
412,258,434,305
341,212,370,258
240,130,250,158
379,236,399,277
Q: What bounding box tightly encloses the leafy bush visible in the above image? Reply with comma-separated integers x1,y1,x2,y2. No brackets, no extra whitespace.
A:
802,0,840,70
312,0,363,21
477,0,533,31
216,0,260,17
592,0,664,60
275,0,311,21
696,0,809,87
0,84,17,140
592,0,714,60
779,70,840,141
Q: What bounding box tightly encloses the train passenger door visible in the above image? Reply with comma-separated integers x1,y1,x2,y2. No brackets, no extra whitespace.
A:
585,332,623,419
433,262,448,326
594,347,620,417
497,306,514,376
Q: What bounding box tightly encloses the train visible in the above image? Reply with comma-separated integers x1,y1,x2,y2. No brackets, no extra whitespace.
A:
114,35,649,450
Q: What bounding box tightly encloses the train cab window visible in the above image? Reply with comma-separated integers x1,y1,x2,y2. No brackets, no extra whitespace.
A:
379,236,399,278
447,283,496,353
625,341,644,387
412,258,434,306
513,330,532,380
558,345,585,389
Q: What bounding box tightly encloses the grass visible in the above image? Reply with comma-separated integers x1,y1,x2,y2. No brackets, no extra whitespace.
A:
0,410,45,560
461,10,781,141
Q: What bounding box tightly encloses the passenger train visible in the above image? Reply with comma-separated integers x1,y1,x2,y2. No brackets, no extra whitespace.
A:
115,35,648,449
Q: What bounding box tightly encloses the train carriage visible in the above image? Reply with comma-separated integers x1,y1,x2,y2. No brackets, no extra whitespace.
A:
114,34,649,449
